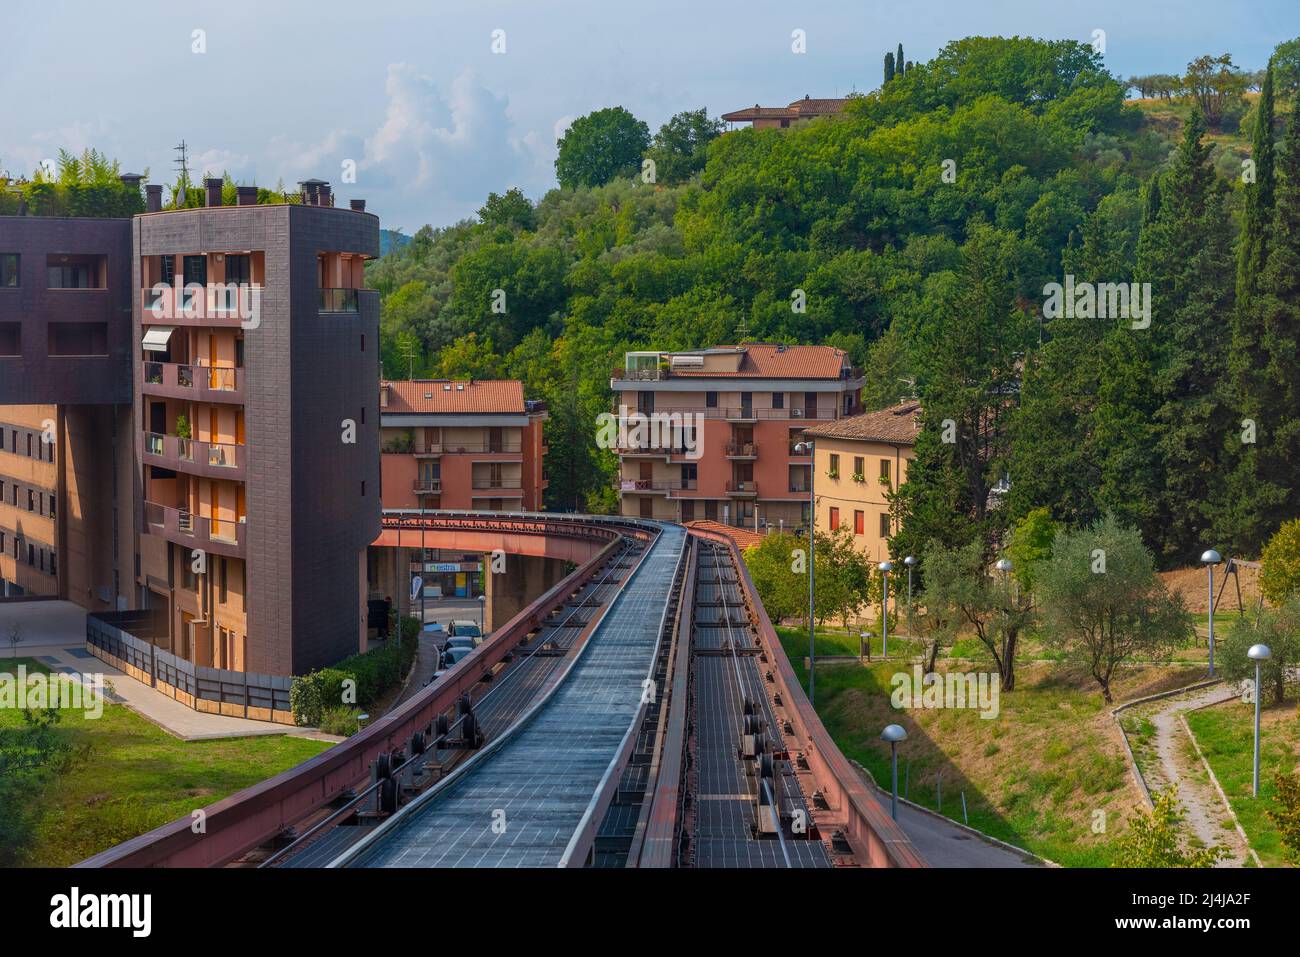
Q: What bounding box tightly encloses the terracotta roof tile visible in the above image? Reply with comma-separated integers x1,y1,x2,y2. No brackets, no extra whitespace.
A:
802,401,921,445
381,379,526,414
684,520,765,550
667,344,851,379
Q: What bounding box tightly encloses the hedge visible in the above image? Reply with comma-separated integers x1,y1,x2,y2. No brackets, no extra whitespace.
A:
291,618,420,726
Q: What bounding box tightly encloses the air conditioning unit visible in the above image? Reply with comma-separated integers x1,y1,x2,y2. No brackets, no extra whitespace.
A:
790,409,804,418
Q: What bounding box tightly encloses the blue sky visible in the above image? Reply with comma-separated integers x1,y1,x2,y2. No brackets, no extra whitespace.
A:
2,0,1296,230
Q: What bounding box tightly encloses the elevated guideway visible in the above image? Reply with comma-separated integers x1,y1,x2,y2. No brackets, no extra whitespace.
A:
332,524,687,867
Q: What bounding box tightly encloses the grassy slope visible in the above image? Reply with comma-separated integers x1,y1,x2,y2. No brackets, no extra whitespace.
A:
0,659,333,867
776,628,1203,866
1184,699,1300,867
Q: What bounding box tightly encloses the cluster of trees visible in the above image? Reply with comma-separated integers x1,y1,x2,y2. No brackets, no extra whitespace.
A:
743,528,880,631
0,148,144,218
883,43,913,85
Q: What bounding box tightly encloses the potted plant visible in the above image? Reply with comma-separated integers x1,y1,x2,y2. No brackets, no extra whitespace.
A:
175,414,191,440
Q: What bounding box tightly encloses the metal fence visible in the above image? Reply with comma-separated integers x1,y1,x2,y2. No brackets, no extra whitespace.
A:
86,611,291,716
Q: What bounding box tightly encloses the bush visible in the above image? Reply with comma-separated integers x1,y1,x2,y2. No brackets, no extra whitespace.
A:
318,706,362,737
290,619,421,726
1261,520,1300,606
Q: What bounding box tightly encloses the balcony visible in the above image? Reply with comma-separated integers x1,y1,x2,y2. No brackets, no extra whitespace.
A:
725,480,759,497
319,288,359,313
143,501,246,559
471,482,524,495
724,441,758,460
413,477,442,494
144,432,246,480
143,361,244,404
441,442,522,455
141,287,254,329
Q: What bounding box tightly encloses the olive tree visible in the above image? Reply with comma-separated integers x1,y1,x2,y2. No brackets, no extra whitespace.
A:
1038,514,1192,703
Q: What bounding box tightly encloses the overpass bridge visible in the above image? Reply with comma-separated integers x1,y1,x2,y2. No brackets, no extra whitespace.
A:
77,511,923,869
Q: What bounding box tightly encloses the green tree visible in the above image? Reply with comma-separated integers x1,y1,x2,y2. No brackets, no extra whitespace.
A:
1183,54,1248,130
478,187,536,231
1268,769,1300,865
1038,515,1193,703
742,532,806,624
1005,508,1056,592
433,332,503,380
555,107,651,189
884,51,896,85
646,108,723,185
1272,38,1300,97
1260,519,1300,605
1111,787,1227,867
1218,596,1300,706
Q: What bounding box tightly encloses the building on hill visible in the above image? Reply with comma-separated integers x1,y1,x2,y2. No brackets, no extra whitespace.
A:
378,379,548,512
800,401,921,563
610,343,864,530
721,94,849,129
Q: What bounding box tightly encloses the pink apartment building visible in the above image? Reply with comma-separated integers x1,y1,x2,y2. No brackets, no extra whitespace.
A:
611,344,864,529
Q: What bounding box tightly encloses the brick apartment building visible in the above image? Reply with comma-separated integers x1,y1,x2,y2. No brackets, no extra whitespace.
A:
610,344,864,530
378,379,547,512
2,176,381,718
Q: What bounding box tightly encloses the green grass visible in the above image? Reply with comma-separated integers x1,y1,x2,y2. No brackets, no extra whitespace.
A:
776,626,1203,867
775,624,923,661
0,658,334,866
1184,700,1300,867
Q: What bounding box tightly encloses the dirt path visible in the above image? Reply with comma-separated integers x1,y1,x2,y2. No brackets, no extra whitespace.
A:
1124,683,1252,866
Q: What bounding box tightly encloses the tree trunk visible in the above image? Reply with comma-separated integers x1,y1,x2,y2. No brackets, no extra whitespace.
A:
924,639,939,675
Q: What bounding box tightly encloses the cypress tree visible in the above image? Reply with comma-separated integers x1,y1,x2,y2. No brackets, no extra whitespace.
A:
885,51,895,85
1236,62,1276,307
897,44,905,76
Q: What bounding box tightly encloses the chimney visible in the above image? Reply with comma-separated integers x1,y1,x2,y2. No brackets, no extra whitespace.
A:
204,177,223,207
119,172,144,192
236,186,257,206
379,384,390,407
145,184,163,213
350,199,366,212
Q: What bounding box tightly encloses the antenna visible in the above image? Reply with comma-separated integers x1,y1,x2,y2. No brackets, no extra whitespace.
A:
400,340,419,380
173,140,190,193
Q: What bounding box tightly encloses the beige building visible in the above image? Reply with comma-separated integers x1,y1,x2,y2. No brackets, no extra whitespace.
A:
801,402,921,562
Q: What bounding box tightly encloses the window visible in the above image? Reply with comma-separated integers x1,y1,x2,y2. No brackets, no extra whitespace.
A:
772,392,784,409
49,494,56,518
224,254,251,284
681,500,695,521
854,456,864,478
880,513,891,537
47,263,93,288
182,255,207,287
219,558,228,604
843,393,854,415
705,391,718,408
828,453,840,476
27,489,35,512
0,323,18,356
159,255,175,285
880,459,892,487
704,500,717,521
854,510,864,535
829,507,840,530
0,254,18,287
48,322,108,356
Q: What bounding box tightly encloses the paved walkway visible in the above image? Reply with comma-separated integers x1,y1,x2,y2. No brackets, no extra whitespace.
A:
0,600,333,741
858,771,1039,867
1125,682,1251,867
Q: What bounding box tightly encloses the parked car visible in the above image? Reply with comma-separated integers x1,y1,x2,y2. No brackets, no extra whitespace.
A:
439,645,474,670
441,635,477,654
448,620,483,643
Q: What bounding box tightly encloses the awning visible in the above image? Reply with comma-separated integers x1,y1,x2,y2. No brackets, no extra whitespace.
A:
141,326,175,352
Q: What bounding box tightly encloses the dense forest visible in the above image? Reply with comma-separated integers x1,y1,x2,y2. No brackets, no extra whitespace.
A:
364,35,1299,569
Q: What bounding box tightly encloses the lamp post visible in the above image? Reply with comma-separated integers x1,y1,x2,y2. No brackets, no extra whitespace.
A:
903,555,917,609
1248,643,1271,797
1202,549,1222,677
795,439,816,705
879,560,893,658
477,593,487,633
881,724,907,820
859,630,873,663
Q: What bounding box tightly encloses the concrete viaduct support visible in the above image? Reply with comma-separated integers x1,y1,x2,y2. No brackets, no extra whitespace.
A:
485,553,569,632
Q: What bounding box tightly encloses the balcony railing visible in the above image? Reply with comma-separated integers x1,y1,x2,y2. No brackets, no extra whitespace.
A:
471,481,523,491
143,501,245,556
319,288,359,313
436,442,523,454
144,432,245,476
725,480,759,495
142,361,243,402
724,441,758,457
413,477,442,493
607,402,836,422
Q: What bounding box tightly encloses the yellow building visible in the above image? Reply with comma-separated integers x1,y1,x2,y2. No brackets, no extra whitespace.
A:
801,402,920,563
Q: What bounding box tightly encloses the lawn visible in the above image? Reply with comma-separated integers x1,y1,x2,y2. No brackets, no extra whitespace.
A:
775,628,1204,866
1184,698,1300,867
0,658,334,867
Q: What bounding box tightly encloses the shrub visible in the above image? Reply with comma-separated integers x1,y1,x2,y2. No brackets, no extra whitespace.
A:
318,706,362,737
1260,519,1300,606
290,618,420,725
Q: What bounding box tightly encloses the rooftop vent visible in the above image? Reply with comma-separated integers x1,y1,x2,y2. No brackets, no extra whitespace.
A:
456,384,465,390
204,177,223,208
236,186,257,206
119,173,144,191
350,199,366,212
298,178,333,207
145,184,163,213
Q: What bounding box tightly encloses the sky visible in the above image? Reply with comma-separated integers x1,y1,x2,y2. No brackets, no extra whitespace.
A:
2,0,1296,231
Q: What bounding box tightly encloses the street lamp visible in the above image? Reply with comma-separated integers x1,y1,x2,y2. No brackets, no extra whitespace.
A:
794,438,816,705
881,724,908,820
477,593,487,632
879,560,893,658
1202,549,1222,677
1248,643,1271,797
859,630,873,663
903,555,917,608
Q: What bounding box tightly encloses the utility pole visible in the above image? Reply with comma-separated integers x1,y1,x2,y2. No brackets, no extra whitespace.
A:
173,140,190,202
